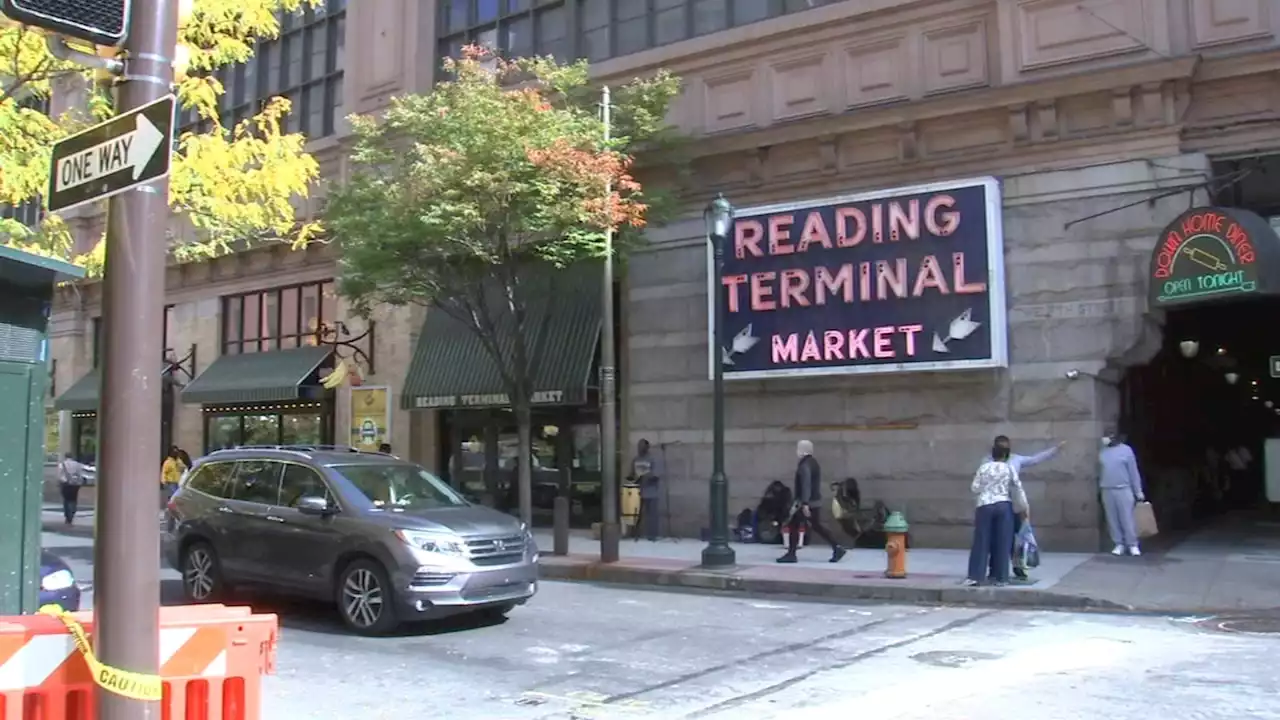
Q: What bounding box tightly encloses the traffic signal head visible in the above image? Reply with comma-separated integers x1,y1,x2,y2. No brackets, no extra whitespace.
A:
1,0,131,47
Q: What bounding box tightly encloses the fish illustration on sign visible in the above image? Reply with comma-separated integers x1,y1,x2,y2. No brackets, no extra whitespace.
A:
931,309,981,354
722,324,760,365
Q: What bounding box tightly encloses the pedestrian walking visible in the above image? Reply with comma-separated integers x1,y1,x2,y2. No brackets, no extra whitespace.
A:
776,440,847,564
161,445,186,505
965,442,1028,586
1099,428,1145,556
630,439,662,541
57,452,87,525
981,435,1065,580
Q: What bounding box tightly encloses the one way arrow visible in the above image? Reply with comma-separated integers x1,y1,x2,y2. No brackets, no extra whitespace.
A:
53,112,166,194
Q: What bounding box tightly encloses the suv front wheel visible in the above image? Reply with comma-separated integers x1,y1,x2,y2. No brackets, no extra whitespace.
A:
182,541,227,602
337,559,398,635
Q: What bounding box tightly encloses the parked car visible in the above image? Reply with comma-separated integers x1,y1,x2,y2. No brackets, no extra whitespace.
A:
40,551,82,612
163,445,538,635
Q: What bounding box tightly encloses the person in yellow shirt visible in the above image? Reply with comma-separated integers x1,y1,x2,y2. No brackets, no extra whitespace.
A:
161,445,187,503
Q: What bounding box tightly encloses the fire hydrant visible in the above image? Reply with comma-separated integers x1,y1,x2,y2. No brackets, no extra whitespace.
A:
883,511,909,579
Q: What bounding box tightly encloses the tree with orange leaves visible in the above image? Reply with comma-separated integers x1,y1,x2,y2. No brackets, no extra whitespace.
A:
327,46,682,524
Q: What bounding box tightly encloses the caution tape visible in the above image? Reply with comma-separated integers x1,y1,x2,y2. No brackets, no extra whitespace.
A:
37,604,163,701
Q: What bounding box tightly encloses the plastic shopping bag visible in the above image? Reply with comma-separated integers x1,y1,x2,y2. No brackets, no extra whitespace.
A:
1017,522,1041,568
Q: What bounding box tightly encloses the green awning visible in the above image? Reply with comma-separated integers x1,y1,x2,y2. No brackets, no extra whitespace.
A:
402,262,602,410
53,365,177,412
53,370,101,412
181,345,333,405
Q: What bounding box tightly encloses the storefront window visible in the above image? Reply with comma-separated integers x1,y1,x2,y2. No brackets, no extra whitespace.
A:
44,409,59,462
243,414,279,445
203,404,329,452
72,414,97,464
572,423,600,471
207,416,240,451
282,414,323,445
440,408,603,527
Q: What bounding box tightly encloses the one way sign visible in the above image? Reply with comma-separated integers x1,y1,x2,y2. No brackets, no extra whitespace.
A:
47,94,175,214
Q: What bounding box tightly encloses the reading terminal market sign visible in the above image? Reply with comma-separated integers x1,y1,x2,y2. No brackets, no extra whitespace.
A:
707,177,1009,380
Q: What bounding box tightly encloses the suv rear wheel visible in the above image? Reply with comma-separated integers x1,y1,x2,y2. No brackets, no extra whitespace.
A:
182,541,227,602
337,559,398,635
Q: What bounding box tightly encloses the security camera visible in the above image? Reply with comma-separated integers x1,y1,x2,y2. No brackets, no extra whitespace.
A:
1065,369,1080,380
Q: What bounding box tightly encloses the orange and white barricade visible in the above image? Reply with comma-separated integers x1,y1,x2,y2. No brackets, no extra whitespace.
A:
0,604,277,720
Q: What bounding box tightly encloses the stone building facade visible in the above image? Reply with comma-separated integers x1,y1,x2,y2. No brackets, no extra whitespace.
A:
45,0,1280,550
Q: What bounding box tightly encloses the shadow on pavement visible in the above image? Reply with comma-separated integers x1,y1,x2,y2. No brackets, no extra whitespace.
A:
158,580,508,638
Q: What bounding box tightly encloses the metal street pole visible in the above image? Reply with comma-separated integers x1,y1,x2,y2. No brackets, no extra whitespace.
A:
701,195,735,568
598,85,620,563
94,0,176,717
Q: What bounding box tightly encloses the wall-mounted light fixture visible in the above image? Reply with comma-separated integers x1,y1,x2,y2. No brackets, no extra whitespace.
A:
1226,372,1240,385
1217,347,1228,356
1179,340,1199,358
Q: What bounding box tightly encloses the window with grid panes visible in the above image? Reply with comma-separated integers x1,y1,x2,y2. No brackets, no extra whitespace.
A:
435,0,850,70
92,306,174,369
178,0,345,140
221,281,337,355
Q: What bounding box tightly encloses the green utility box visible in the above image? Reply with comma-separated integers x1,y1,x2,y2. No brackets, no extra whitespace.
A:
0,246,84,615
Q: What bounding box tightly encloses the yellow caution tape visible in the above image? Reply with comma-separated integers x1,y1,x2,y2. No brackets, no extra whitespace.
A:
37,604,164,702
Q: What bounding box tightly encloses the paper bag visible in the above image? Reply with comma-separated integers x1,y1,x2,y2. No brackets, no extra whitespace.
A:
1134,501,1158,538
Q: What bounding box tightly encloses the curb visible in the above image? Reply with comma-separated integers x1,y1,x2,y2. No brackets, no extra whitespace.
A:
537,560,1133,613
42,522,96,539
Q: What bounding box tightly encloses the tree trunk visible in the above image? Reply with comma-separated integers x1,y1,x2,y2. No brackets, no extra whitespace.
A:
514,400,534,526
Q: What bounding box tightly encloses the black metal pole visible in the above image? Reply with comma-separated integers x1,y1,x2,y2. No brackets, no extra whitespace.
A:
94,0,176,718
598,85,620,563
701,229,735,567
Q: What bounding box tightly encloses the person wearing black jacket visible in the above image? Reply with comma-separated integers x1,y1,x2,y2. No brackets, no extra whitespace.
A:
777,440,847,564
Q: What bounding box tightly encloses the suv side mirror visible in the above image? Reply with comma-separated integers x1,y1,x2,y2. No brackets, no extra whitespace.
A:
296,496,335,516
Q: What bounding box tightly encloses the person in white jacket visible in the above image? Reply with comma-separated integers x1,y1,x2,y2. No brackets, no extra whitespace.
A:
980,435,1065,580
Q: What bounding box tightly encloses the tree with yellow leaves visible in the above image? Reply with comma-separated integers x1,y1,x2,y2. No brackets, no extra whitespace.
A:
0,0,326,272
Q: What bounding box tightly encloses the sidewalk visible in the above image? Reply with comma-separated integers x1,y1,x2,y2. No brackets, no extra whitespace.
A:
534,512,1280,615
44,505,1279,614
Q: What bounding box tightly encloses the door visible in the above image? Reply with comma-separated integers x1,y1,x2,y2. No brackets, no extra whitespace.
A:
223,459,286,581
262,463,344,595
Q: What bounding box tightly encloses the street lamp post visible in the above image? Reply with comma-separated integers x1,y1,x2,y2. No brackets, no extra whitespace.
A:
701,194,736,568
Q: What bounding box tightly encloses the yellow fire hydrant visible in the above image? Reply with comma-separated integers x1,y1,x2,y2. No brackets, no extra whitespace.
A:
883,511,909,579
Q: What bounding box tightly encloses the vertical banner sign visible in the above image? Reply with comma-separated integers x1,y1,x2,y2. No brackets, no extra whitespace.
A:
708,177,1008,379
349,386,390,452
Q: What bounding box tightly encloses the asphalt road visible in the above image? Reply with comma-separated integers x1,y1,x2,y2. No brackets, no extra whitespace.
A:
42,533,1280,720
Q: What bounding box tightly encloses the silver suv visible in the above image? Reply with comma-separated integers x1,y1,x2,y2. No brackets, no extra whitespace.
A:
163,445,538,634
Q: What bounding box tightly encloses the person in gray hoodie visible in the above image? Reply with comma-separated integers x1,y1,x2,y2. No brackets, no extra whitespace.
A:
1099,427,1146,556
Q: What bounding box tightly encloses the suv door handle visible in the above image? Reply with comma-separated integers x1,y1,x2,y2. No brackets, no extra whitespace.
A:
216,506,234,514
265,515,285,523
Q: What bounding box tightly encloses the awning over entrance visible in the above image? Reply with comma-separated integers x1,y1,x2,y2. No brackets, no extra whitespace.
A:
1148,207,1280,309
181,345,333,405
402,263,603,411
53,370,102,412
53,365,178,412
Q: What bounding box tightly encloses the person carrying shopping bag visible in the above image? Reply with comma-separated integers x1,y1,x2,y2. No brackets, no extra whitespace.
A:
1099,428,1145,556
965,442,1029,586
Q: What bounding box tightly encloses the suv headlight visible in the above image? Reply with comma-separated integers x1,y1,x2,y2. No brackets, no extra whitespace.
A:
41,569,75,592
395,529,466,557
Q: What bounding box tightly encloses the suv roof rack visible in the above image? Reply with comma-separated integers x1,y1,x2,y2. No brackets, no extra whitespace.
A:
207,444,393,456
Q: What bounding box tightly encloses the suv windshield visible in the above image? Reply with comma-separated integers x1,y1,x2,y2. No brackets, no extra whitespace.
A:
334,464,468,510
